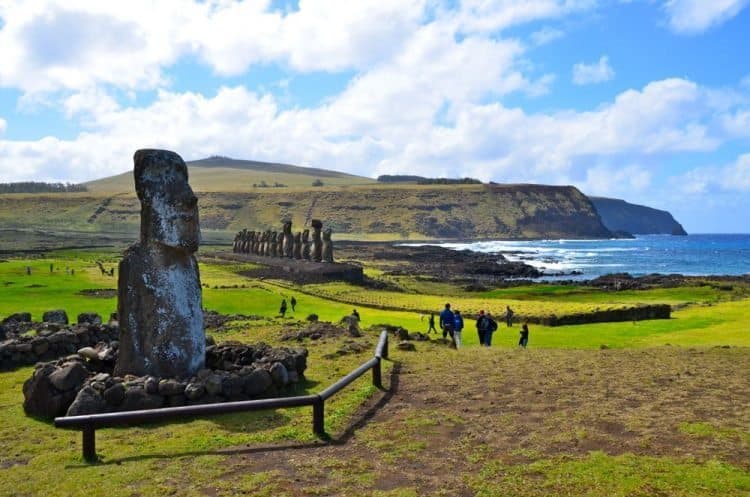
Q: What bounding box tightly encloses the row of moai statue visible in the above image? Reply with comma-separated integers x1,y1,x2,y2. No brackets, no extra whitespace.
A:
233,219,334,263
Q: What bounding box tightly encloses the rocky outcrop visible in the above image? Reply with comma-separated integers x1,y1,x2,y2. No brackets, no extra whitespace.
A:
590,197,687,235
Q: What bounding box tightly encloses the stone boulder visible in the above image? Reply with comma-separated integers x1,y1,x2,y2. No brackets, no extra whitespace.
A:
43,310,69,325
120,387,164,411
48,363,88,392
67,386,107,416
77,313,103,326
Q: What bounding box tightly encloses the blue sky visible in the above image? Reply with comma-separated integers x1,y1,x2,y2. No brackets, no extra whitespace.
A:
0,0,749,232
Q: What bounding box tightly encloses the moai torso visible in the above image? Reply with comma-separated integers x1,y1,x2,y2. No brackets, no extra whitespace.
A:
282,221,294,258
311,220,323,262
270,232,279,257
302,229,311,260
293,232,302,259
115,149,204,378
322,229,334,263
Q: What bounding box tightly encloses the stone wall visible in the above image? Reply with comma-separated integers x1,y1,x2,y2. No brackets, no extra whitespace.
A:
0,313,117,371
23,341,308,419
536,304,671,327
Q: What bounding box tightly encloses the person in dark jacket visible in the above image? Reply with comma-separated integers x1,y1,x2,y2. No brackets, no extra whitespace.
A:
476,310,490,346
519,323,529,348
290,296,297,312
279,299,287,317
439,303,456,347
505,305,514,327
427,313,437,334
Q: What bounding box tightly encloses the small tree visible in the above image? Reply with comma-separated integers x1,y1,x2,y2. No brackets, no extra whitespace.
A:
312,179,324,187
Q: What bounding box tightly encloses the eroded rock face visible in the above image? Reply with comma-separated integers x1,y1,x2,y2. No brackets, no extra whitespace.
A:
115,149,205,379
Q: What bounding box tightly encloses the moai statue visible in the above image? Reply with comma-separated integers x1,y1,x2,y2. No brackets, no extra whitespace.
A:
245,231,254,254
240,229,249,253
293,232,302,259
115,149,204,378
233,231,241,253
302,229,311,260
270,232,279,257
265,230,273,256
322,229,334,263
252,231,260,254
276,228,285,258
311,219,323,262
282,221,294,258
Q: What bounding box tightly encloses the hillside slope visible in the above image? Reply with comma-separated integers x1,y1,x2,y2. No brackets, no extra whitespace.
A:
591,196,687,235
0,183,613,240
85,157,375,192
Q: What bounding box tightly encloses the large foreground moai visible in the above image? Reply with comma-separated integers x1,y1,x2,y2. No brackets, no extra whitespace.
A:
115,149,205,378
322,228,334,263
282,221,294,258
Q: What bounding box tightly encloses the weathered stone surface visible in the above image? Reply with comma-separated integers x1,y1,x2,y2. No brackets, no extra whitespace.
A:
244,369,273,396
2,312,32,325
31,338,49,355
301,229,311,260
221,375,245,397
184,382,205,400
103,383,126,406
269,362,289,387
282,221,294,258
204,374,223,396
310,220,323,262
77,347,99,360
48,363,88,392
67,386,107,416
144,376,159,394
23,374,69,418
158,379,186,396
322,228,334,263
115,149,205,379
293,232,302,259
77,313,102,325
43,310,68,324
121,387,164,411
397,342,416,351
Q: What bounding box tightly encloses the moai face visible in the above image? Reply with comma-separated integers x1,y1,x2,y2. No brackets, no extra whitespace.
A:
134,149,200,254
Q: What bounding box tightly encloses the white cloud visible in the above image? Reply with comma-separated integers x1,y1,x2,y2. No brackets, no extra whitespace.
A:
583,164,652,197
572,55,615,85
530,26,565,45
0,117,6,135
664,0,749,34
672,154,750,195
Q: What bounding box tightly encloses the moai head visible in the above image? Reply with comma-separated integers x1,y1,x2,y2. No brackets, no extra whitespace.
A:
311,219,322,235
134,149,199,254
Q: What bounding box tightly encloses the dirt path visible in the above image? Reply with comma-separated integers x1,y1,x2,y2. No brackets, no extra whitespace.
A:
206,345,750,496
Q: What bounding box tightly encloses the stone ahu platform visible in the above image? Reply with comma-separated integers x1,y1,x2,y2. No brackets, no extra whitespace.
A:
212,252,364,284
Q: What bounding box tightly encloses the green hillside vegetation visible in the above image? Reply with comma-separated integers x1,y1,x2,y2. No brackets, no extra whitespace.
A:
85,157,376,193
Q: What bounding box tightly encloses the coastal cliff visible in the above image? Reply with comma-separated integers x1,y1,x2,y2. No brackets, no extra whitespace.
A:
590,197,687,236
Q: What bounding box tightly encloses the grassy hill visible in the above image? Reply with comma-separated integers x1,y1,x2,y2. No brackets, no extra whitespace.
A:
0,157,614,243
85,157,376,193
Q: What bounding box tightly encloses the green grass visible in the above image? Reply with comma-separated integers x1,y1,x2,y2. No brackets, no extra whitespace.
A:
1,250,749,496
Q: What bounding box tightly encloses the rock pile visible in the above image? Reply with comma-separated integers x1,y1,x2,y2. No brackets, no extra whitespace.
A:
23,341,308,419
280,321,350,341
0,313,118,371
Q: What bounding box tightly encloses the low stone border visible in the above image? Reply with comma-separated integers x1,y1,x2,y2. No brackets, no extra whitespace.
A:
0,312,117,371
23,341,308,419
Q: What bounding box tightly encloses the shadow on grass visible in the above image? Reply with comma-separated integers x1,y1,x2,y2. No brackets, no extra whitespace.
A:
64,361,401,467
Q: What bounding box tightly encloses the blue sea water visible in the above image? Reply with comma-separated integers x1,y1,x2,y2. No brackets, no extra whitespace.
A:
434,234,750,279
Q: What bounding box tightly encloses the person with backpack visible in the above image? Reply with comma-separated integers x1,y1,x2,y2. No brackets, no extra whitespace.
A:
485,312,499,346
439,303,456,347
453,310,464,348
476,310,490,346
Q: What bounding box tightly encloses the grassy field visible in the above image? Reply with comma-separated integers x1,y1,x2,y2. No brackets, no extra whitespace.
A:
0,249,748,496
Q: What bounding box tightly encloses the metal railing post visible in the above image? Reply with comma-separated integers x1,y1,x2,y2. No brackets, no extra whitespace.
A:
312,396,325,436
372,358,382,388
382,333,389,360
82,424,96,462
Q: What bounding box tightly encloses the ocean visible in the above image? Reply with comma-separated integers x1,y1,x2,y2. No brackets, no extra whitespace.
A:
430,234,750,279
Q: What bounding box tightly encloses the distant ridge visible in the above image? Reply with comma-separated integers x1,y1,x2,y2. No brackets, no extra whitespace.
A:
590,196,687,236
188,156,363,179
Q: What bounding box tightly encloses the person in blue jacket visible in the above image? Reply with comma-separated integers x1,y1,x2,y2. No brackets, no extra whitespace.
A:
439,303,456,347
453,310,464,348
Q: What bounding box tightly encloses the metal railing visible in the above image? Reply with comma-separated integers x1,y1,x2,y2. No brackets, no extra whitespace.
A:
55,330,389,462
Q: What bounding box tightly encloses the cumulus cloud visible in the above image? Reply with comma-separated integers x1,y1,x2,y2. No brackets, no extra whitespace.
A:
664,0,749,34
572,56,615,85
530,26,565,46
672,154,750,196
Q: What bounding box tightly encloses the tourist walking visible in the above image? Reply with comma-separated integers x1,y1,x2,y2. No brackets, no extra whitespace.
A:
476,310,490,346
279,299,287,317
519,323,529,348
485,312,498,346
439,303,456,347
351,308,360,321
453,310,464,348
290,296,297,312
427,313,437,334
505,305,514,327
